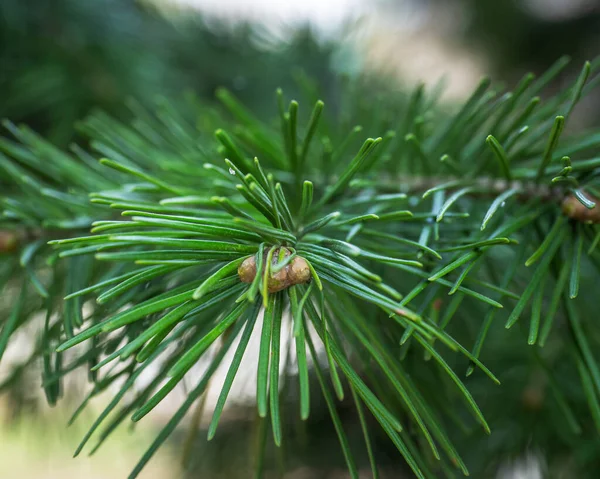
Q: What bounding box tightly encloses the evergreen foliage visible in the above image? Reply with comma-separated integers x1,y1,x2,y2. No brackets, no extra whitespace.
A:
2,50,600,477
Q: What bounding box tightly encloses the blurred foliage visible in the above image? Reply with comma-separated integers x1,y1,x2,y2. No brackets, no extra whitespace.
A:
429,0,600,78
0,0,341,146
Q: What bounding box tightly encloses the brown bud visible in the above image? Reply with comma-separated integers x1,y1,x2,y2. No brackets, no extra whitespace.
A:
0,231,18,253
238,256,257,283
562,192,600,224
522,386,545,411
287,256,311,285
237,247,312,293
266,259,290,293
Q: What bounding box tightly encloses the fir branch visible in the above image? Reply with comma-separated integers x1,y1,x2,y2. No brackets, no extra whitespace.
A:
1,56,600,479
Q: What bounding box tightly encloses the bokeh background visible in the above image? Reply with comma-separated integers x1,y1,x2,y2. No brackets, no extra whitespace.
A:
1,0,600,477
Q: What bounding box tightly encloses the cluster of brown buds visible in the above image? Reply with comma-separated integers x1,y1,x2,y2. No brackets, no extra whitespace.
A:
238,246,311,293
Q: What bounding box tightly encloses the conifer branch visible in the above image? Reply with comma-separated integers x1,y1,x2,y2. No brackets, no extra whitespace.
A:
1,55,600,478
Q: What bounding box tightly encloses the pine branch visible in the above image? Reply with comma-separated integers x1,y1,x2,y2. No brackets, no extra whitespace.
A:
1,56,600,478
